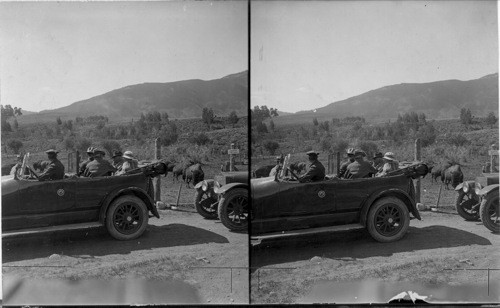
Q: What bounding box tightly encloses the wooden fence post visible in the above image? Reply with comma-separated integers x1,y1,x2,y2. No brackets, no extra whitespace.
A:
414,138,421,204
336,152,341,175
327,154,332,174
154,138,161,202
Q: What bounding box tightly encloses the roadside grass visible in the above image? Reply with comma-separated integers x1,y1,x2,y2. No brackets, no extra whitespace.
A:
251,255,463,304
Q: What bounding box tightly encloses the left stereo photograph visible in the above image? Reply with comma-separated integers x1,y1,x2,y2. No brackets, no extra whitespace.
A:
0,1,249,305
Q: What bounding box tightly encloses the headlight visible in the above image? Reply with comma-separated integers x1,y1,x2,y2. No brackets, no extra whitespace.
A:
201,181,208,191
463,182,470,193
474,182,483,195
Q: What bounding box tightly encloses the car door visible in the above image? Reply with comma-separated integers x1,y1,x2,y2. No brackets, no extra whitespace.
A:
256,180,337,233
17,178,77,228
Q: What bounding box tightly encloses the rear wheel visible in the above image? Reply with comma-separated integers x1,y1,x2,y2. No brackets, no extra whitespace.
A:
456,191,480,221
367,196,410,242
479,194,499,233
194,189,218,219
106,195,148,240
218,188,248,232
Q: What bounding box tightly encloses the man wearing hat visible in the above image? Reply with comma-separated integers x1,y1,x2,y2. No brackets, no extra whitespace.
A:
115,151,139,175
38,149,65,181
372,152,385,172
376,152,399,177
269,155,284,177
111,150,125,171
78,147,96,176
298,151,325,182
84,149,116,177
345,150,377,179
338,148,356,178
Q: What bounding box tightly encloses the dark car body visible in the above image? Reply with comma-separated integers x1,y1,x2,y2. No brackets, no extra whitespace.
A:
249,157,428,243
193,171,248,224
455,149,499,222
251,174,419,234
2,159,167,240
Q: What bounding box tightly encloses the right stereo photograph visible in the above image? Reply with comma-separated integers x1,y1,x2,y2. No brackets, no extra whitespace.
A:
249,1,499,304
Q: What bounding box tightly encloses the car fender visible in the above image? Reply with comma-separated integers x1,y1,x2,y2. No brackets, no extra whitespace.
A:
455,180,475,192
194,179,215,191
360,188,420,226
99,187,158,223
214,182,248,195
478,184,499,197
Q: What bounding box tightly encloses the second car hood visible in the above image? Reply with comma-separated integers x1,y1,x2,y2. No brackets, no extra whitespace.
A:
251,176,279,200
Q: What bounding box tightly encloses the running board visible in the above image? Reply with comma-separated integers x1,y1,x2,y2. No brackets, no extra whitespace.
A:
251,223,365,243
3,222,103,238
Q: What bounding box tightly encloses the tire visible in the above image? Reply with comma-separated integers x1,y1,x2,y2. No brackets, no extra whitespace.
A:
106,195,149,240
367,196,410,243
455,191,481,221
217,188,248,232
479,194,499,233
194,189,218,219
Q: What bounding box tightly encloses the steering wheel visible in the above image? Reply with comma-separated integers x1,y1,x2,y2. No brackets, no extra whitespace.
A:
27,166,39,180
287,167,299,181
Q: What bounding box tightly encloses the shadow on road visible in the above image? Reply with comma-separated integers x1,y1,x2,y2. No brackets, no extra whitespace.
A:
251,225,492,269
3,223,229,263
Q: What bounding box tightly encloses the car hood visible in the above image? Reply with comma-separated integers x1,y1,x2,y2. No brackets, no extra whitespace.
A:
251,176,278,200
477,173,499,187
2,175,19,196
215,171,248,185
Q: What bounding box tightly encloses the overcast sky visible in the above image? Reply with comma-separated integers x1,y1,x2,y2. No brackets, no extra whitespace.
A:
0,1,247,112
251,1,498,113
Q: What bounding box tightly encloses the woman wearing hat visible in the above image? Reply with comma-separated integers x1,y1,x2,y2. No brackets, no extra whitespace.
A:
116,151,139,175
376,152,400,177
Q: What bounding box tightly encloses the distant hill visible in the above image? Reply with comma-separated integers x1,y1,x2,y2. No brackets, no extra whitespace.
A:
290,73,498,121
38,71,248,119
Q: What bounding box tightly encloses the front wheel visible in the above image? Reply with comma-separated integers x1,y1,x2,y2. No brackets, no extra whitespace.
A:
106,195,149,240
367,196,410,242
194,189,218,219
456,191,480,221
218,188,248,232
479,194,499,233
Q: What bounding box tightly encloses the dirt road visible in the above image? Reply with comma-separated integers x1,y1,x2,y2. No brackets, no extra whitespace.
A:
251,209,499,304
2,209,249,305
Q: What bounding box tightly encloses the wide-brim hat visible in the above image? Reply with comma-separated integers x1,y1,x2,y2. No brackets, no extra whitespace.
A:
45,149,59,154
306,150,319,156
383,152,395,161
123,151,135,160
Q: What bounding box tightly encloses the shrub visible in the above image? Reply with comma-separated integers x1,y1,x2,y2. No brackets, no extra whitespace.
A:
264,140,280,155
190,133,211,146
101,140,122,156
7,139,23,154
447,133,469,147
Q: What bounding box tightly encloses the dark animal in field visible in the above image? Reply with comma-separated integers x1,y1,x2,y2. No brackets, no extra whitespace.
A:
290,162,307,174
33,160,49,172
253,165,275,178
443,164,463,190
183,163,204,187
172,161,194,182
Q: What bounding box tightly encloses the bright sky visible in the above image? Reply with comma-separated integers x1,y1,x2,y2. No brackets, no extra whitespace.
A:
0,1,247,112
251,1,498,113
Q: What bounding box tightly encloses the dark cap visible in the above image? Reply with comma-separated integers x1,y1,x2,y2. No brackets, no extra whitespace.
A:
45,149,59,154
373,152,383,159
112,151,123,158
93,149,106,155
354,150,366,157
306,150,319,156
